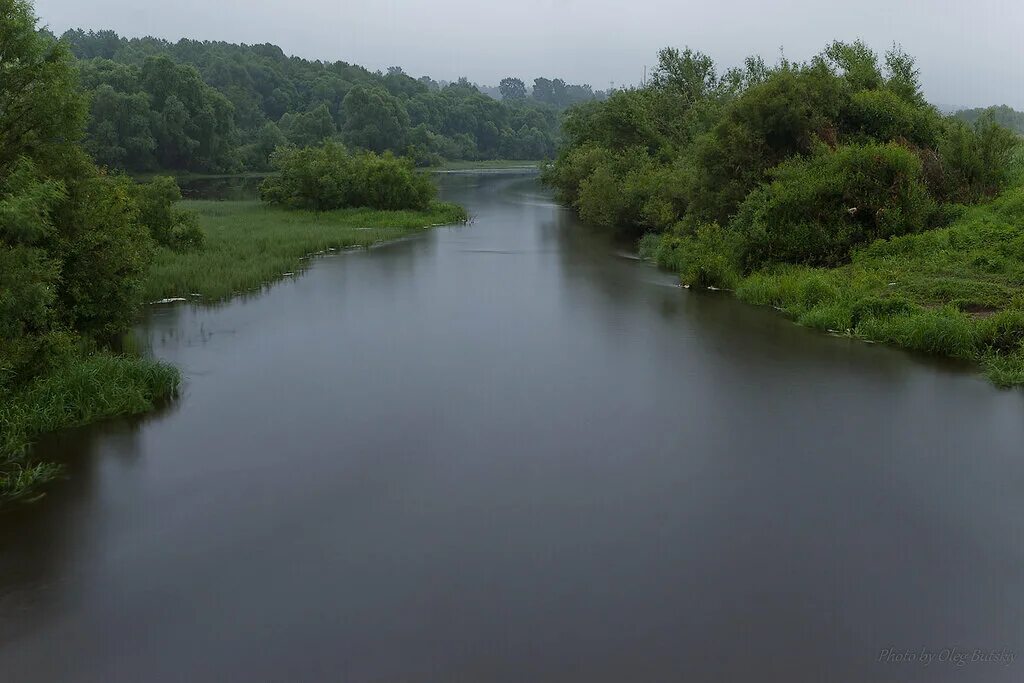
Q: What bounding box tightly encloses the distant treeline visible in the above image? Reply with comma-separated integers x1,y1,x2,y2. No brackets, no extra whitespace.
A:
57,29,606,173
955,104,1024,134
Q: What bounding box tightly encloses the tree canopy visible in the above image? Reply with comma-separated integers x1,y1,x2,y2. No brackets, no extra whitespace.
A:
1,2,199,398
544,41,1020,272
60,29,603,172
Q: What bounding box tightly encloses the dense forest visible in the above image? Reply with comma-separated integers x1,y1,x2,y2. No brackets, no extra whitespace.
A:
545,43,1024,385
58,29,605,173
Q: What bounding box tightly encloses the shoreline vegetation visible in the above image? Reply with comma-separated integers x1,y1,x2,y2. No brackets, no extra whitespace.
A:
147,200,467,302
3,197,465,506
639,181,1024,386
3,192,465,506
1,0,470,506
543,41,1024,387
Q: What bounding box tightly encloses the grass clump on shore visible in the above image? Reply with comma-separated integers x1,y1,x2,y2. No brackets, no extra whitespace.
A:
1,355,179,503
646,193,1024,386
144,199,468,302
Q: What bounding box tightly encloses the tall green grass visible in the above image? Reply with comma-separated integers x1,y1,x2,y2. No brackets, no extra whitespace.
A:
144,200,468,302
644,183,1024,386
1,355,179,503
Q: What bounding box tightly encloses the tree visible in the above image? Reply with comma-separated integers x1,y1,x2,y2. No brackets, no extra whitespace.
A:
499,77,527,101
1,1,153,383
650,48,719,104
64,28,567,168
342,85,410,153
1,1,202,387
0,1,86,170
260,142,435,211
279,103,336,147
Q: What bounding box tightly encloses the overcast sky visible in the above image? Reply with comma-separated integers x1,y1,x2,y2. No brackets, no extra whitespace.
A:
33,0,1024,109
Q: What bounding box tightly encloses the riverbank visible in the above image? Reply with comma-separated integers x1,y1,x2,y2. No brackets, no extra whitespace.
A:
145,200,468,302
3,199,467,506
642,183,1024,387
1,356,180,503
434,160,540,172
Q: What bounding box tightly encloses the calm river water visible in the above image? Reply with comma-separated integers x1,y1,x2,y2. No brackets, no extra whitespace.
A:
2,172,1023,682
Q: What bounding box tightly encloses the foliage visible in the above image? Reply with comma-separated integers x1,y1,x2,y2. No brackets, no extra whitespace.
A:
531,77,600,108
499,77,527,101
134,176,206,251
342,85,410,153
1,354,179,502
145,199,467,302
259,142,436,211
547,40,1020,265
733,142,936,268
0,1,180,504
78,55,238,172
545,39,1024,386
955,104,1024,134
62,30,585,170
643,173,1024,385
649,222,742,289
933,113,1021,203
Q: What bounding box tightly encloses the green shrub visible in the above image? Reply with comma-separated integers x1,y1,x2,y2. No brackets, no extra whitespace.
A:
734,142,935,268
637,233,662,260
934,113,1021,203
260,142,435,211
134,176,205,251
843,88,939,146
655,223,741,289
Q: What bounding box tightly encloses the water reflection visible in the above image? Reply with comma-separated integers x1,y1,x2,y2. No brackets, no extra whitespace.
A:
1,172,1023,682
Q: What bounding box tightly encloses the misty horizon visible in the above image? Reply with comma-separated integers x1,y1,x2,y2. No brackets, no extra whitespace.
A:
33,0,1024,110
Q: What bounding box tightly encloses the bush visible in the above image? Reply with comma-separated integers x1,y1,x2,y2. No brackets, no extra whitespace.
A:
733,142,935,268
934,113,1020,203
259,142,435,211
843,88,939,146
134,176,205,251
654,223,741,289
687,63,846,224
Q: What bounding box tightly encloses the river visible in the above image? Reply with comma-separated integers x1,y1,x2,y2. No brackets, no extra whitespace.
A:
2,171,1023,682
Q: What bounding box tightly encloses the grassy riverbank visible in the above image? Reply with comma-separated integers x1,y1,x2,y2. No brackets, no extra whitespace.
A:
643,181,1024,386
1,356,180,503
4,199,466,506
144,200,468,302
